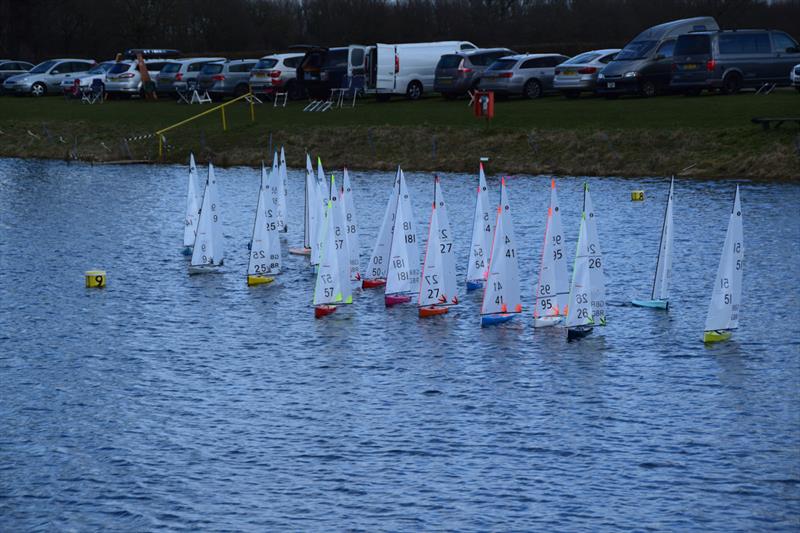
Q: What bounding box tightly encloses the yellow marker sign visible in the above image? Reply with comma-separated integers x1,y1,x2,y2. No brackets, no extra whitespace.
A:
85,270,106,288
631,190,645,202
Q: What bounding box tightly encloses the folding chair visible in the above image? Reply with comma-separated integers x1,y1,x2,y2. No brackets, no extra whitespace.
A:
81,79,104,104
175,86,192,104
272,92,288,107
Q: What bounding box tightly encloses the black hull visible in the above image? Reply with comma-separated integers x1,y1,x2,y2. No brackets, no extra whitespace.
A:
567,326,593,342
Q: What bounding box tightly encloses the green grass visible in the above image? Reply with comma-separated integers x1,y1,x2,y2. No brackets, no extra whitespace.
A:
0,90,797,180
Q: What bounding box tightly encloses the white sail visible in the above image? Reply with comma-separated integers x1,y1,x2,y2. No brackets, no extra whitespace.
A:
466,162,494,284
366,168,400,280
583,183,606,325
278,146,288,233
313,175,353,306
386,169,420,296
419,176,458,307
704,186,743,332
342,167,361,280
481,178,522,316
534,178,569,323
247,164,282,276
310,160,329,266
651,177,674,301
268,152,287,234
183,153,201,247
191,163,223,267
565,214,594,328
303,155,316,249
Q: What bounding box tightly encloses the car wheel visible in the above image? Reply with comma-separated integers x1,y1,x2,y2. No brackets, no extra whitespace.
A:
640,80,657,97
722,73,742,95
523,79,542,99
564,90,580,99
406,81,423,100
31,82,46,97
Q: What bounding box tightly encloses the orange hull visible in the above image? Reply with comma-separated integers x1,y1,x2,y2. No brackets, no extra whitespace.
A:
419,306,449,318
362,278,386,289
314,305,337,318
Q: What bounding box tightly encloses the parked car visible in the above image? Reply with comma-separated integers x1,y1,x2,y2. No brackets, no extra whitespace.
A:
0,60,34,85
479,53,571,99
295,46,352,99
553,49,620,97
597,16,719,97
59,61,115,94
155,57,225,95
197,59,258,99
435,48,516,98
366,41,477,100
249,53,305,99
3,58,95,96
105,59,170,97
671,29,800,94
792,63,800,91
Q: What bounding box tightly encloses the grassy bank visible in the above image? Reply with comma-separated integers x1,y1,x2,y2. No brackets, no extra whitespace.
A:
0,90,797,180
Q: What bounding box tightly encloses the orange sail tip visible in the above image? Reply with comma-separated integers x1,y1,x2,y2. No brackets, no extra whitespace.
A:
451,296,459,305
479,161,484,170
551,178,555,189
501,176,506,186
548,206,552,216
515,304,522,313
501,303,508,313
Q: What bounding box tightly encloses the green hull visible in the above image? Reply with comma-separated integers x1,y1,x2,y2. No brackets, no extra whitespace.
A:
703,330,732,343
631,299,668,310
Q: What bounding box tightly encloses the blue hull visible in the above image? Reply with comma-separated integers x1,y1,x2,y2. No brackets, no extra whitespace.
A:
466,280,483,291
481,314,515,327
631,299,668,310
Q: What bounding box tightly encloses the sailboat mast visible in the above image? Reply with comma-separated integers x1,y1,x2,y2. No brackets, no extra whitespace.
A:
650,177,673,300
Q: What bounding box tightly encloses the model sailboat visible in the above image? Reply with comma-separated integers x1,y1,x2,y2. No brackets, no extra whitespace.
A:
466,162,493,291
313,174,353,318
480,178,522,326
189,162,224,275
289,154,317,256
703,186,743,343
418,175,458,318
565,212,594,341
278,146,289,234
247,163,282,285
363,167,401,289
633,177,674,309
182,153,202,255
533,178,569,327
341,167,361,281
583,183,607,326
385,169,420,306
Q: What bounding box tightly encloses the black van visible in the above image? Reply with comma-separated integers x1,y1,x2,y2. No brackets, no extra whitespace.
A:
295,46,350,99
597,16,719,97
671,29,800,94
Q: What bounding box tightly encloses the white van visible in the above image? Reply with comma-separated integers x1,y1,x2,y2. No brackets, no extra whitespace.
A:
363,41,477,100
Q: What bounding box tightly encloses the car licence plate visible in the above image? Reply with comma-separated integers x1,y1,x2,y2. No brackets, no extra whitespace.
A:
607,82,615,88
255,73,266,78
563,70,576,75
683,64,698,70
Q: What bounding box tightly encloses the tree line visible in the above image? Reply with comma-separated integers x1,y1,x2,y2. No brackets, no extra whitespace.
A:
1,0,798,61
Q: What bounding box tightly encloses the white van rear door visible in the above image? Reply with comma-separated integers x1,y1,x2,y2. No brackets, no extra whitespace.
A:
376,44,395,91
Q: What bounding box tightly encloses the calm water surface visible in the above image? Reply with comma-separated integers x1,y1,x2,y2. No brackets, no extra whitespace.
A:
1,158,798,531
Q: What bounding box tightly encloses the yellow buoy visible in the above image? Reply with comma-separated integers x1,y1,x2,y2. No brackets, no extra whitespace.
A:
85,270,106,288
247,275,274,286
631,190,645,202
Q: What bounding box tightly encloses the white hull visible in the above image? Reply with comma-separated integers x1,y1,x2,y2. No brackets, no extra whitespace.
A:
188,264,222,275
533,315,564,328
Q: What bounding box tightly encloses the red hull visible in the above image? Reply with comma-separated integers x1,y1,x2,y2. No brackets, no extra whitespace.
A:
314,305,337,318
385,294,412,307
362,278,387,289
419,306,449,318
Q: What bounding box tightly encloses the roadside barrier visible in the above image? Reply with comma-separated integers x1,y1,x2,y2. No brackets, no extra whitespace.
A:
155,92,257,159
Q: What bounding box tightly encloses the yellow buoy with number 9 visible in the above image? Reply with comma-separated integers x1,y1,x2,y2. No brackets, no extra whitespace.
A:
631,190,645,202
85,270,107,288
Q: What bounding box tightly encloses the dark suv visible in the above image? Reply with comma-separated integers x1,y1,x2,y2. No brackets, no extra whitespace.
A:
434,48,515,98
671,29,800,94
296,47,349,99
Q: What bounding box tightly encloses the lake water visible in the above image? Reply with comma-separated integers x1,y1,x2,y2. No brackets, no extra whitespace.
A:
1,157,798,531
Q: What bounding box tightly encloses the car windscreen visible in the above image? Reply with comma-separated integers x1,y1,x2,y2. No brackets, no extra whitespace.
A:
615,40,658,60
674,35,711,56
160,62,181,73
87,64,111,75
322,50,348,69
255,58,278,70
201,63,224,74
437,55,462,69
29,60,57,74
563,52,601,65
487,59,517,71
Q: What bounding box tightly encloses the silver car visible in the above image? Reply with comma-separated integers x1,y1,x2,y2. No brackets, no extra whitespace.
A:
105,60,169,97
478,53,570,99
59,61,116,94
0,60,34,85
3,58,95,96
553,49,620,98
197,59,258,99
249,53,305,99
155,57,225,95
